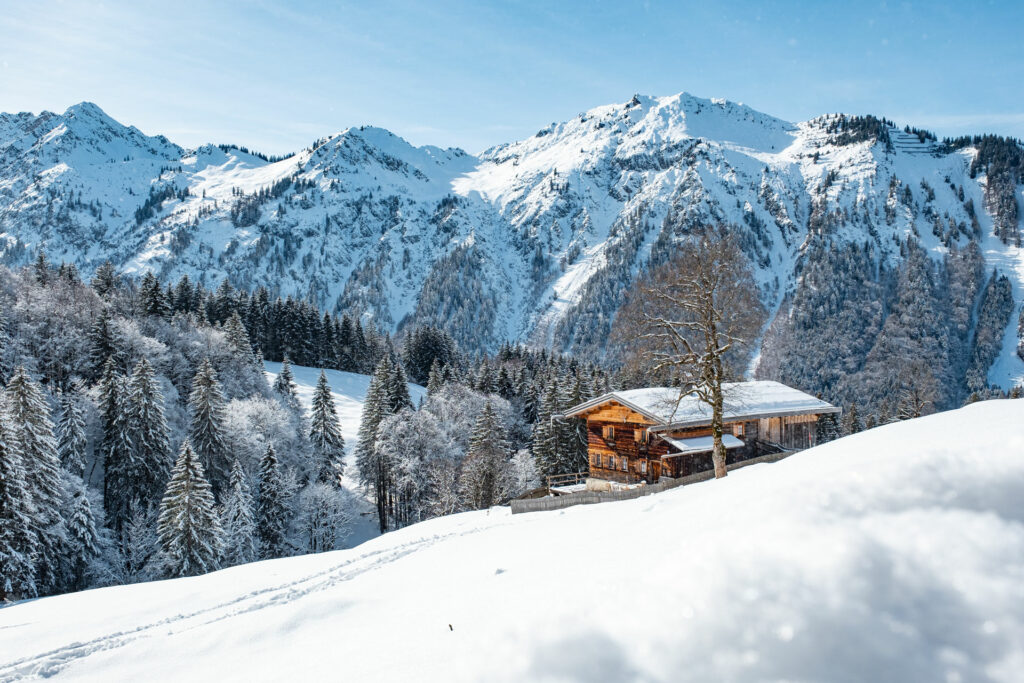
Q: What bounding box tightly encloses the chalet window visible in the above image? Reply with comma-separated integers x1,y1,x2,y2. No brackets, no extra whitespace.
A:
621,457,628,471
602,425,615,440
640,461,648,474
607,455,615,469
590,454,600,469
634,429,649,444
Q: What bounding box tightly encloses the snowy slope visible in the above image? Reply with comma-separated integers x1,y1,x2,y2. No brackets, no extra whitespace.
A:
2,399,1022,681
1,95,1023,385
262,361,426,545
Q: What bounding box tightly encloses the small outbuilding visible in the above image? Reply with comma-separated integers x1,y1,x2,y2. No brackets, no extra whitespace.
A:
562,380,841,484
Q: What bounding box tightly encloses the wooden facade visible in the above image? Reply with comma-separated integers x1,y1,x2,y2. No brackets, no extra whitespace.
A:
573,395,834,485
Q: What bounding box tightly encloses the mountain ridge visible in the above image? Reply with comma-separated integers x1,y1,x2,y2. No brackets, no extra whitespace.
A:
1,92,1022,406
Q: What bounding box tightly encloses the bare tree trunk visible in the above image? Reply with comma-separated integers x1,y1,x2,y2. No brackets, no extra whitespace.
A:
711,379,728,479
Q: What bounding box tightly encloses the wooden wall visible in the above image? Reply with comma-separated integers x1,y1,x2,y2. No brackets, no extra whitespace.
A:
580,404,826,483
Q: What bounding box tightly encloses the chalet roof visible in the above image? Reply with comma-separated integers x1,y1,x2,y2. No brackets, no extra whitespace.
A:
563,380,840,428
661,434,745,456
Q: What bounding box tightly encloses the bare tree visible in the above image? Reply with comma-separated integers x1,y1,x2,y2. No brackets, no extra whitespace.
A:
896,359,939,420
613,229,764,478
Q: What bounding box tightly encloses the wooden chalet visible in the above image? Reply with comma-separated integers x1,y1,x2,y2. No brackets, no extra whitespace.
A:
562,381,841,485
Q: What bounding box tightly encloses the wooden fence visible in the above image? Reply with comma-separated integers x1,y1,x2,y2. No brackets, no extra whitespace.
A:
510,449,794,514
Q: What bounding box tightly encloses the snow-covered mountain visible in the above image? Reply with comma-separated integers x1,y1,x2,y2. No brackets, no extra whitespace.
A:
1,94,1023,393
2,398,1022,681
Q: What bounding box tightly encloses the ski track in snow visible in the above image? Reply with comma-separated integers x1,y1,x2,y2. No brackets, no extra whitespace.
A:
0,525,500,681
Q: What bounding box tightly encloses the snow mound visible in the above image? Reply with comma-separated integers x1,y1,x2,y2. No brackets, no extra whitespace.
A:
1,400,1022,681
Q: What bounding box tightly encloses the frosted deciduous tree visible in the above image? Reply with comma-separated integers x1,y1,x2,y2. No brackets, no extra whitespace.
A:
613,230,764,478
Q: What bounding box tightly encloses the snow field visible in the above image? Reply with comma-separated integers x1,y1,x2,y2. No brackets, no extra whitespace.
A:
1,398,1022,681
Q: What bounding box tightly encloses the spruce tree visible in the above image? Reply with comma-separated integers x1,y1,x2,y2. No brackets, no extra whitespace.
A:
56,391,88,478
0,418,38,601
426,359,444,396
221,458,257,567
459,402,512,510
6,366,67,594
61,472,100,591
256,443,288,559
99,359,133,530
310,371,345,486
815,413,841,445
188,359,229,499
157,441,223,577
87,308,118,380
90,261,118,297
223,313,255,364
386,355,414,413
273,357,300,409
841,404,863,436
127,359,173,500
140,272,169,319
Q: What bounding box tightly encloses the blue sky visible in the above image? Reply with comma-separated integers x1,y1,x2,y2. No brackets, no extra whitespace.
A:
2,0,1022,155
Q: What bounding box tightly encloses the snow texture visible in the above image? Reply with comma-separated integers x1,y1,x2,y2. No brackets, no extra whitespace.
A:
1,398,1022,681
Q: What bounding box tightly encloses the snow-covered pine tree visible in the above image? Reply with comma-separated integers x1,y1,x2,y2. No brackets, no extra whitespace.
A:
157,441,223,578
815,413,841,444
310,370,345,486
459,402,513,510
221,458,257,567
99,358,133,530
355,359,389,492
60,471,100,591
124,359,172,512
0,418,38,601
386,354,414,413
223,313,256,364
87,308,118,379
256,443,289,559
273,357,300,409
188,359,229,499
56,390,88,478
90,261,118,298
426,358,444,396
531,379,560,478
5,366,67,594
841,404,863,435
140,272,169,319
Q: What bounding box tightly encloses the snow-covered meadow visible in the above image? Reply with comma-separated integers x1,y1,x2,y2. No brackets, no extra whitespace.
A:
1,399,1022,681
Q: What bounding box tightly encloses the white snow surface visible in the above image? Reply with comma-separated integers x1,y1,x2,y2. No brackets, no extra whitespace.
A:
262,361,426,546
2,399,1023,681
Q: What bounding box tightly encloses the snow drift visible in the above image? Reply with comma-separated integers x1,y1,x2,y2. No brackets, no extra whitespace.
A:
1,399,1022,681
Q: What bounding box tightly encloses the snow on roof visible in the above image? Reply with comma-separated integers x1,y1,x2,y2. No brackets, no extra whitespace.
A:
565,380,840,427
661,434,745,456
